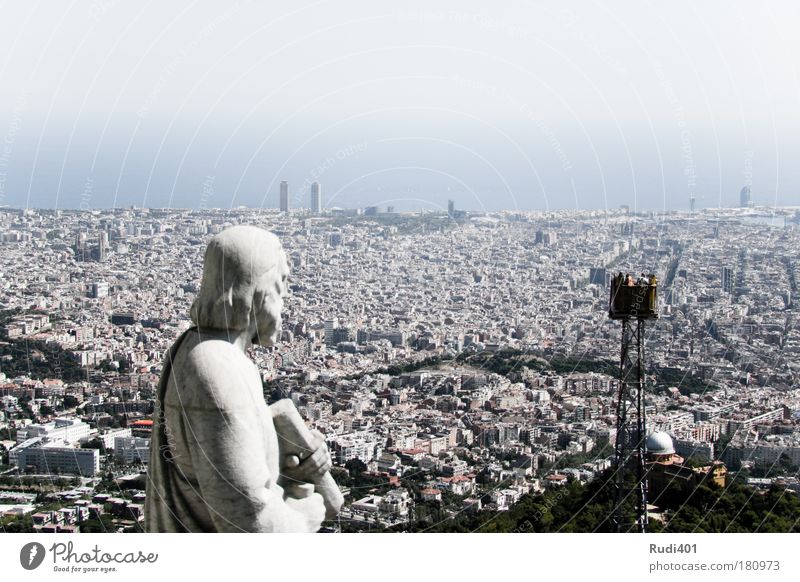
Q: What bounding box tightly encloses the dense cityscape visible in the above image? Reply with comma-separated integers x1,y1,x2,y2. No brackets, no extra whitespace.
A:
1,196,799,533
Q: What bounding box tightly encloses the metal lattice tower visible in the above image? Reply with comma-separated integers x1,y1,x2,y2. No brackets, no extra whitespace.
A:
608,273,658,533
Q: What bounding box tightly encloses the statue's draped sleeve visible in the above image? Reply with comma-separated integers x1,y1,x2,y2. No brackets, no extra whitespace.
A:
178,375,310,532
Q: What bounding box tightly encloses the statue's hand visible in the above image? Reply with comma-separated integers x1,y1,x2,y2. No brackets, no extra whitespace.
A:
285,492,326,532
281,430,332,484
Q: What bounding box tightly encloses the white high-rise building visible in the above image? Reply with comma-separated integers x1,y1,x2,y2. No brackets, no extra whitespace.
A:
740,185,753,208
16,419,91,445
280,181,290,213
311,181,322,214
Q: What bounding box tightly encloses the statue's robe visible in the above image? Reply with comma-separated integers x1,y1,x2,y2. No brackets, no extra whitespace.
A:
144,329,307,532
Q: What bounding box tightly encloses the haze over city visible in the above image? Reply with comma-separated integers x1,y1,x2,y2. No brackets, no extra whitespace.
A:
2,1,800,212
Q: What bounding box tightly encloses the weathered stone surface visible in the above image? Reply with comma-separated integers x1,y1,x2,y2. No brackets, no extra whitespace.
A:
145,226,337,532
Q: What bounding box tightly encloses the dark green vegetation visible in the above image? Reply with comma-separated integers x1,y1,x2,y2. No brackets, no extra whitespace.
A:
0,308,23,326
458,348,713,395
456,349,618,378
656,367,712,395
369,356,443,378
0,337,85,381
387,471,800,533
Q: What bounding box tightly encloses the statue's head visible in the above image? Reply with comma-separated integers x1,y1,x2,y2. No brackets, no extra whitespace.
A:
190,225,289,346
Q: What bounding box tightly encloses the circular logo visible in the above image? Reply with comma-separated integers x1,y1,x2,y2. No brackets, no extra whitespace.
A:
19,542,46,570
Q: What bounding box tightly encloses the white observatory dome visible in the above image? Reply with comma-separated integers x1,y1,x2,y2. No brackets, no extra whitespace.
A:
646,431,675,456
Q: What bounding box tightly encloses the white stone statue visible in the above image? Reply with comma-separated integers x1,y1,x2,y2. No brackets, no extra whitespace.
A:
145,225,341,532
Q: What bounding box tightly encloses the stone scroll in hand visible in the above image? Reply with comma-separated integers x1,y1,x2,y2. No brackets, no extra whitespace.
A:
270,399,344,520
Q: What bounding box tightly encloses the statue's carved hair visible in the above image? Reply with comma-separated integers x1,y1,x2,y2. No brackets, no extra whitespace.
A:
190,226,289,332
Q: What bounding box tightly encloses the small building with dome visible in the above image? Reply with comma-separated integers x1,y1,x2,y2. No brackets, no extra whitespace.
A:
646,431,727,502
647,431,676,459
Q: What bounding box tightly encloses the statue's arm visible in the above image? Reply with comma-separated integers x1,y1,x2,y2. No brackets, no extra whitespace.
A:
181,360,320,532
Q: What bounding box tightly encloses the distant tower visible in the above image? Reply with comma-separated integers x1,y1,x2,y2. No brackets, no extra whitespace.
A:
311,182,322,214
97,231,109,262
721,265,734,294
280,181,290,213
740,186,752,208
324,318,338,346
447,199,455,218
75,233,87,262
589,267,607,286
689,194,695,213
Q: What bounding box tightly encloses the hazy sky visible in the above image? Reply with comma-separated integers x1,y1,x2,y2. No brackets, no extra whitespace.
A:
1,1,799,212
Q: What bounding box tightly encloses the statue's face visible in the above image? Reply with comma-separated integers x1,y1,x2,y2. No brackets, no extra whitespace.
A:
251,267,288,346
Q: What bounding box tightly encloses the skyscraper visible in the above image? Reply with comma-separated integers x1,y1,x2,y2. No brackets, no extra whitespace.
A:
324,318,338,345
97,231,109,262
75,233,87,262
739,186,752,208
589,267,607,286
447,199,455,218
311,182,322,214
280,181,289,213
721,265,734,294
